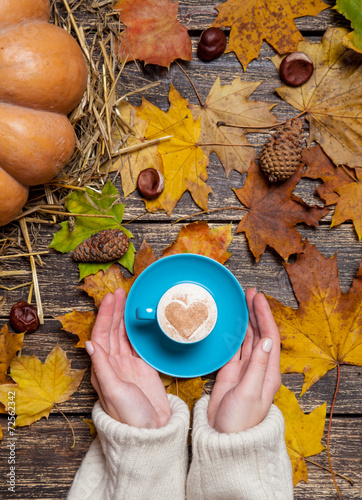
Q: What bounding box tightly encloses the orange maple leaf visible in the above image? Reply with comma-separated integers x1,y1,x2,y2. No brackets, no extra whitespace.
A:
136,85,211,215
162,221,232,264
234,161,329,261
161,374,206,411
80,240,156,308
268,242,362,395
212,0,328,69
55,310,96,348
274,385,326,486
302,146,362,240
114,0,192,68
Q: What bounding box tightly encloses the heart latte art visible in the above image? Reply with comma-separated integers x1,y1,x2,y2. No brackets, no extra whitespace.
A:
157,283,217,343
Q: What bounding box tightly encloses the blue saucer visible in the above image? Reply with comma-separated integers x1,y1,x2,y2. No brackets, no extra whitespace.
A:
125,254,248,378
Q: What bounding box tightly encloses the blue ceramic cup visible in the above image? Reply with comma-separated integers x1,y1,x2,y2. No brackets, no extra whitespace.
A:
124,254,248,378
135,282,218,344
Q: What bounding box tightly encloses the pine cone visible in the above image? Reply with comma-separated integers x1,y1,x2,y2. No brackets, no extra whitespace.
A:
259,118,304,182
73,229,130,263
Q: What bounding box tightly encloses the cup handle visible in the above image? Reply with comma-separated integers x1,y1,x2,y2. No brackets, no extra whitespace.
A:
136,307,156,320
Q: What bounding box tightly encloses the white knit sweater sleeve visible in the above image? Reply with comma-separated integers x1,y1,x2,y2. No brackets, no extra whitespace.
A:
186,396,293,500
67,394,190,500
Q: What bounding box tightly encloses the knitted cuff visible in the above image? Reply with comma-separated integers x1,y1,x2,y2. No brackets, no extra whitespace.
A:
187,395,293,500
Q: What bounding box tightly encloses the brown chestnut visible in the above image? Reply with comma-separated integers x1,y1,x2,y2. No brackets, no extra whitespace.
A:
137,168,164,199
280,51,314,87
10,301,39,334
197,28,227,61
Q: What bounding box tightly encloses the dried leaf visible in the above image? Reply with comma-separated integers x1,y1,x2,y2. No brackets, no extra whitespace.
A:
55,310,96,348
165,377,206,411
162,221,232,264
82,418,97,437
114,0,192,67
49,180,135,280
189,77,277,176
0,324,24,384
234,162,329,261
274,385,326,485
273,27,362,168
0,345,85,427
136,85,211,214
335,0,362,53
106,101,163,197
80,241,156,308
212,0,328,69
302,146,362,239
268,242,362,395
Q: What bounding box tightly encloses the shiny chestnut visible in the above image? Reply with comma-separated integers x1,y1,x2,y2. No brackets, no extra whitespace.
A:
10,301,39,334
280,51,314,87
137,168,164,199
197,28,227,61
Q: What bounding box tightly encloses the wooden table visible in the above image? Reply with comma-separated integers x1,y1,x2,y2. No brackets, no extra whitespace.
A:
0,1,361,498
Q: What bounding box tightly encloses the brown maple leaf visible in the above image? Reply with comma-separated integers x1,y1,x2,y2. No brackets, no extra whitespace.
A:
114,0,192,68
234,161,329,261
273,28,362,168
80,240,156,308
274,385,326,485
162,221,232,264
55,310,96,348
268,241,362,395
136,85,211,214
188,77,277,176
302,145,362,239
212,0,328,69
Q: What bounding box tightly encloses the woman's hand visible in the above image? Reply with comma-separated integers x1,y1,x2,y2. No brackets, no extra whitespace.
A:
85,288,171,429
208,288,281,433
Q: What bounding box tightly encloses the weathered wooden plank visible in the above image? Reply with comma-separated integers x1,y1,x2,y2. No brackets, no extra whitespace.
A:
1,223,361,315
0,415,360,499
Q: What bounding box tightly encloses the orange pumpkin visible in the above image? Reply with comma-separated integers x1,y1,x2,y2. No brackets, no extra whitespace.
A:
0,0,88,226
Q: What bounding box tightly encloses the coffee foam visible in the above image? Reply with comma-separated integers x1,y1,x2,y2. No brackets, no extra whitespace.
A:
157,283,217,343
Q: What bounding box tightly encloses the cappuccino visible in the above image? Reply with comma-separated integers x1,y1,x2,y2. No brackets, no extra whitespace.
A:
157,283,217,343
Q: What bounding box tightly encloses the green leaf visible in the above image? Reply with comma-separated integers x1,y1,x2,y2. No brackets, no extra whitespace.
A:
49,181,134,278
335,0,362,52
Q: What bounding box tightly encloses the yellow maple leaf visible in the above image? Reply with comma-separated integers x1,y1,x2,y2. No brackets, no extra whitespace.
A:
274,385,326,486
189,77,277,176
104,101,164,197
0,324,24,384
162,374,206,411
55,310,96,348
162,221,232,264
268,242,362,395
0,345,85,427
136,85,211,214
212,0,328,69
82,417,97,437
273,27,362,168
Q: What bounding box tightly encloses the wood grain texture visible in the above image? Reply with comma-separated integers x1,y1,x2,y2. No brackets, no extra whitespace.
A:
0,2,361,499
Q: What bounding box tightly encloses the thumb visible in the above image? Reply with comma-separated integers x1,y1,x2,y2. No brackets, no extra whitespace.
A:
235,337,273,398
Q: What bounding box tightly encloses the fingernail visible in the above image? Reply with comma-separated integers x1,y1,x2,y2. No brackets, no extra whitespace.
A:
262,338,273,353
85,341,94,356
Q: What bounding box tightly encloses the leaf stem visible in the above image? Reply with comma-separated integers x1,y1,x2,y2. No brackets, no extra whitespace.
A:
175,60,204,107
327,363,342,499
217,111,307,130
305,458,353,485
55,405,76,449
